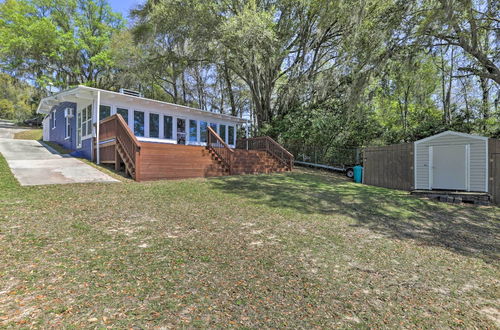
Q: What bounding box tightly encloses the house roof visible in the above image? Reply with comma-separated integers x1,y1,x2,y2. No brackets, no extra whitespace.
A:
414,130,488,145
36,85,249,124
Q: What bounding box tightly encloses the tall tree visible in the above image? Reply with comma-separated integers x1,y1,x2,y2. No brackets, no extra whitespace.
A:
419,0,500,84
0,0,124,90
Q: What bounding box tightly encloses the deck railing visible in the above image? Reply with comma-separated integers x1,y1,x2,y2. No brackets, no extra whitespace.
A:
236,136,294,170
207,126,233,173
98,114,141,179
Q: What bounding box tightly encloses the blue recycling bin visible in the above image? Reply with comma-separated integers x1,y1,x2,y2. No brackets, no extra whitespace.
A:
353,165,363,183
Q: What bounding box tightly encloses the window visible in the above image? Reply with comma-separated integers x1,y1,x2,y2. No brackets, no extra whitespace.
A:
81,105,92,138
52,110,56,129
189,120,197,142
77,110,82,147
163,115,173,139
199,121,207,143
219,124,226,142
149,113,159,138
228,126,235,145
177,118,186,144
65,115,71,139
209,122,218,134
134,111,144,136
117,108,128,123
99,105,111,120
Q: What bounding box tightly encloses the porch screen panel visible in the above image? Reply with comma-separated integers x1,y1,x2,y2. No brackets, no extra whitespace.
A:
99,105,111,120
228,126,235,145
163,116,173,139
149,113,159,138
117,108,128,123
209,123,218,134
220,124,226,143
134,111,145,136
84,105,92,136
189,120,197,142
200,121,207,143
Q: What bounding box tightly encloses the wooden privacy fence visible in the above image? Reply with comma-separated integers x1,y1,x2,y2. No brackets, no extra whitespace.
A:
489,139,500,205
363,143,414,191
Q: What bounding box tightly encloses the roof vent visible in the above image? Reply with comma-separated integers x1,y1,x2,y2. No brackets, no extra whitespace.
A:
119,88,143,98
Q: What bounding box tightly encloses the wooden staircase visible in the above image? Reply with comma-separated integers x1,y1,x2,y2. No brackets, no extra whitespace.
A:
115,140,136,178
96,114,141,180
231,150,288,174
206,126,293,176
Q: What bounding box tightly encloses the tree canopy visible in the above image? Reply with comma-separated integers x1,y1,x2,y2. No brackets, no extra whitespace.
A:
0,0,498,142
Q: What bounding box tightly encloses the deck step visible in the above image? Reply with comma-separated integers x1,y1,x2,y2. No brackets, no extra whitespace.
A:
411,190,492,205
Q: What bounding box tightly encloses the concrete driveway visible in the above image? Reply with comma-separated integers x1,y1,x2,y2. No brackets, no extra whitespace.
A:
0,120,29,139
0,124,118,186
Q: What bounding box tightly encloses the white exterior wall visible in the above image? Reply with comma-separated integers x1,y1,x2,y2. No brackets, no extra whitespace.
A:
97,95,240,147
414,132,488,192
42,116,50,141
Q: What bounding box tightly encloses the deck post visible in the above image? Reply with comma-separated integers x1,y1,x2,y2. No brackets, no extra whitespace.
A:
245,123,249,150
115,145,120,171
135,149,141,182
96,90,101,164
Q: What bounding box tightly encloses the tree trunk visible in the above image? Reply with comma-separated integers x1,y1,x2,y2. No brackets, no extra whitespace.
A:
479,77,489,132
222,63,237,117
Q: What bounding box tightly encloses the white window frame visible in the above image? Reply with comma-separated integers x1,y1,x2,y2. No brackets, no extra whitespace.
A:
209,122,218,135
81,104,93,140
219,123,227,143
133,109,145,137
148,112,161,139
199,120,208,143
52,110,56,129
99,104,112,120
188,119,198,143
163,114,174,140
228,125,236,146
65,112,71,140
116,107,129,125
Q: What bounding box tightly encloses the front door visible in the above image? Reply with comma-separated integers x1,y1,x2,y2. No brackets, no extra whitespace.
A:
432,145,467,190
177,118,186,145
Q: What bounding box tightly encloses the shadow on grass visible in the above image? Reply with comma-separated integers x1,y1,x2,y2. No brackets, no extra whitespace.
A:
209,170,500,263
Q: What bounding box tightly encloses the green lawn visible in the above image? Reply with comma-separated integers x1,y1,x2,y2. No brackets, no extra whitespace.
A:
0,155,498,328
41,141,73,154
13,129,42,140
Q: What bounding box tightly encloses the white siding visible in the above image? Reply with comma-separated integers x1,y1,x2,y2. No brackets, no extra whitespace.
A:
415,132,488,192
97,95,240,147
42,116,50,141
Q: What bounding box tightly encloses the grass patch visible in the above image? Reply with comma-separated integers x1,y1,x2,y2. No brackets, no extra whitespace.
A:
42,141,72,154
78,158,132,182
0,155,498,328
0,153,19,190
13,129,42,140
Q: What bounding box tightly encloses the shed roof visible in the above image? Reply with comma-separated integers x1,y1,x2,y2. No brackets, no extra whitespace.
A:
415,131,488,145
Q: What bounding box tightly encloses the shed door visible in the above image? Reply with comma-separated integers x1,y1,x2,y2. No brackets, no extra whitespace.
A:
432,145,467,190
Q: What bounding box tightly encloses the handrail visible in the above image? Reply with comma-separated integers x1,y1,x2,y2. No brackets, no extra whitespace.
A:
264,136,294,159
236,136,294,170
207,126,233,173
115,114,141,146
98,114,141,179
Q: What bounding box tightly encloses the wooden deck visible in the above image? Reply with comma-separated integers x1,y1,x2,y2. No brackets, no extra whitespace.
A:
95,115,293,181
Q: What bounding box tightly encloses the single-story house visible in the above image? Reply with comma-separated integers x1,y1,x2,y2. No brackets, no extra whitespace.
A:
37,86,294,181
37,86,248,160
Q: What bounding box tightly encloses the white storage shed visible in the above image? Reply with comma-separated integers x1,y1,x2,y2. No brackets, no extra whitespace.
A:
414,131,488,192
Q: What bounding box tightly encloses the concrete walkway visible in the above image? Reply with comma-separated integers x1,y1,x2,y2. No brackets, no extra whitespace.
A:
0,123,118,185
